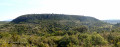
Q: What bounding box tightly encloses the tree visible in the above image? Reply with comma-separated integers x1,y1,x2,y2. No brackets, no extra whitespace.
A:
73,26,88,33
91,32,108,46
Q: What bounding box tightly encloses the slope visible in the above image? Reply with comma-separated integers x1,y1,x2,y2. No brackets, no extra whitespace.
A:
0,14,111,35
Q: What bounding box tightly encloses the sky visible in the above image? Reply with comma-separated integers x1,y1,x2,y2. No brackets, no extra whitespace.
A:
0,0,120,21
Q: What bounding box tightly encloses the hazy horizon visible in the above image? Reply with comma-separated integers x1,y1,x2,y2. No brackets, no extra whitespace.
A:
0,0,120,21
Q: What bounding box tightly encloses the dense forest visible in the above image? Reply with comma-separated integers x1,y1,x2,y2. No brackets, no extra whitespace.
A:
0,14,120,47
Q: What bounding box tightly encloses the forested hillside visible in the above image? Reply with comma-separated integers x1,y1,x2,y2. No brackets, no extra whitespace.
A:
12,14,105,26
114,23,120,27
102,20,120,24
0,14,120,47
11,14,111,32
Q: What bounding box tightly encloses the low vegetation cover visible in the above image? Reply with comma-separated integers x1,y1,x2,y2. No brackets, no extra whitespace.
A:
0,14,120,47
0,21,9,26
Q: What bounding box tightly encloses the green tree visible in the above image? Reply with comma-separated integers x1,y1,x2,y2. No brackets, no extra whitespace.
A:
73,26,88,33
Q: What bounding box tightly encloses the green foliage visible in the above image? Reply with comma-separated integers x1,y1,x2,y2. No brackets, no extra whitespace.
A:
57,34,79,47
0,14,119,47
73,26,88,33
11,33,20,42
10,14,109,32
90,32,108,46
0,32,11,39
114,23,120,27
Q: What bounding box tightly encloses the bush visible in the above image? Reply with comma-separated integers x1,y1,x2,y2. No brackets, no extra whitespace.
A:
73,26,88,33
58,35,78,47
91,32,108,46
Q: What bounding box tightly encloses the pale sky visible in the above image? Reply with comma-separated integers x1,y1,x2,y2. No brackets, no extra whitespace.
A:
0,0,120,21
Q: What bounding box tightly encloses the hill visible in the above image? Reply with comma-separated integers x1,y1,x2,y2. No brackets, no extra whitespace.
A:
10,14,111,32
102,20,120,24
12,14,99,23
0,14,118,47
0,14,112,34
0,14,111,33
11,14,108,26
114,23,120,27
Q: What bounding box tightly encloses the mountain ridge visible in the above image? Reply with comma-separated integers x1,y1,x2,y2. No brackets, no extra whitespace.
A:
11,14,105,25
7,14,111,32
102,20,120,24
0,14,112,33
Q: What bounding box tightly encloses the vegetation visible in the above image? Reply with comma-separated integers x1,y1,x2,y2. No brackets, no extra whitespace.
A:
102,20,120,24
0,21,9,26
0,14,119,47
114,23,120,27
